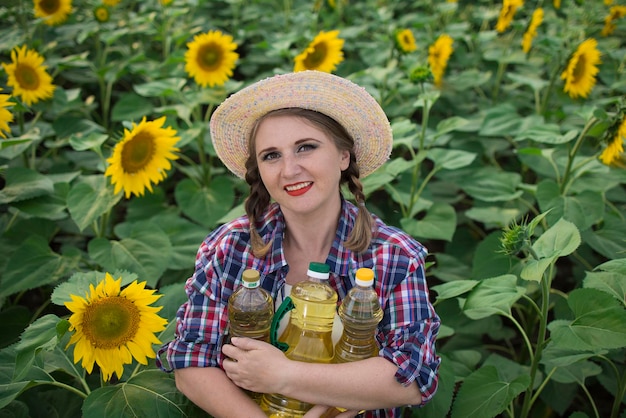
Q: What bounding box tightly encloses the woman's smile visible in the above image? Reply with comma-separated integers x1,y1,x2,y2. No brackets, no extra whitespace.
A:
284,181,313,196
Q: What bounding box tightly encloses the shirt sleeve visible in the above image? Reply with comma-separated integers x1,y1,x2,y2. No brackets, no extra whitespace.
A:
161,236,231,371
376,248,441,405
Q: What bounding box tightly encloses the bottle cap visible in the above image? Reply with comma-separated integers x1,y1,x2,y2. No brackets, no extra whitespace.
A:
308,262,330,280
242,269,260,288
355,268,375,286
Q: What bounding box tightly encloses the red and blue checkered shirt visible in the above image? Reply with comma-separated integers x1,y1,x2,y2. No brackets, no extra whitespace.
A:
158,200,440,417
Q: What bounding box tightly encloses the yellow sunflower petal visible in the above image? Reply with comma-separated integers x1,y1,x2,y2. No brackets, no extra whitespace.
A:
1,46,56,106
33,0,72,26
64,274,167,381
185,30,239,88
0,89,14,138
294,30,344,73
560,38,602,99
104,117,180,198
496,0,524,33
428,34,454,87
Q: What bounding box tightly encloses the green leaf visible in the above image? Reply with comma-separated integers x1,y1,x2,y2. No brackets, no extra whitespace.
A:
82,370,192,418
88,222,172,287
14,315,62,382
532,218,581,259
110,93,154,122
427,148,477,170
0,347,54,409
150,213,208,270
548,288,626,351
520,257,554,282
69,132,109,152
551,360,602,385
536,180,604,231
0,237,81,299
0,167,54,204
463,275,525,319
581,211,626,260
67,176,122,232
457,167,522,202
133,78,187,97
479,104,522,137
506,72,548,92
541,346,606,369
465,206,520,229
450,366,530,418
583,270,626,307
514,124,578,145
435,116,469,136
175,177,235,229
400,202,457,241
432,280,479,302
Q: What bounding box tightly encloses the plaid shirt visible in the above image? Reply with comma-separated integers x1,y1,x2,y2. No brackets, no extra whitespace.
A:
158,200,440,417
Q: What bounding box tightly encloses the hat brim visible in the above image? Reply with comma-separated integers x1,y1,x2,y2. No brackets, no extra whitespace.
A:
209,71,393,179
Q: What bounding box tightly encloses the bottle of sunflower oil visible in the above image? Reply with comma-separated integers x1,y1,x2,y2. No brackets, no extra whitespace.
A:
332,267,383,363
260,262,338,417
226,268,274,403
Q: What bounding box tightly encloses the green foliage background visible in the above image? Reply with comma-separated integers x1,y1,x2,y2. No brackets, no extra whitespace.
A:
0,0,625,417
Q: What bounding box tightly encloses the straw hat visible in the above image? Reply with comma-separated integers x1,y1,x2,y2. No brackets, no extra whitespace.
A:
209,71,393,179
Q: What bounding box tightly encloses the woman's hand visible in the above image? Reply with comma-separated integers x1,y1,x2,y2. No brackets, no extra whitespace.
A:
222,337,290,394
304,405,361,418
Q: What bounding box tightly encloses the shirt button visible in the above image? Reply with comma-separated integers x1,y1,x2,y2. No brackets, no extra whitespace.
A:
417,334,426,344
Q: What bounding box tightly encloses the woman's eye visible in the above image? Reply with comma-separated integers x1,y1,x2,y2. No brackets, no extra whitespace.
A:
261,152,279,161
298,143,317,152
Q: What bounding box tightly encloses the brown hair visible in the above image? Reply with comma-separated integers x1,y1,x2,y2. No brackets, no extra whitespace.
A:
244,108,374,257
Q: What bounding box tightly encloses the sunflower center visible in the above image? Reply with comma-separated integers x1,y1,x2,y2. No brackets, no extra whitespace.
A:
15,64,41,91
82,296,140,349
121,132,156,173
572,55,586,83
304,43,328,68
198,43,223,71
39,0,60,14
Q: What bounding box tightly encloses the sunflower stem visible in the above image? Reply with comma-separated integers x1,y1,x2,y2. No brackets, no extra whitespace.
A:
560,116,598,195
36,381,88,400
540,59,562,115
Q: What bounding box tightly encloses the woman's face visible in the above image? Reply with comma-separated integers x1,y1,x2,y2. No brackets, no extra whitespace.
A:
254,114,350,218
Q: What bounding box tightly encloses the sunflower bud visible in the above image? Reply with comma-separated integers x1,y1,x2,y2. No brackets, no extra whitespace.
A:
409,65,432,84
499,220,531,256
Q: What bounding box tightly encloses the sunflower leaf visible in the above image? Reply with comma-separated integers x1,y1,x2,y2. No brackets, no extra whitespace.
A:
82,370,201,418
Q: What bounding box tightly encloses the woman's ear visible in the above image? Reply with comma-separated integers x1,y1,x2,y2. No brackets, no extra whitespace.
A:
340,149,350,171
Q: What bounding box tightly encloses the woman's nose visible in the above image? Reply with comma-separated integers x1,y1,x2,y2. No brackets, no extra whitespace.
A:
281,154,302,176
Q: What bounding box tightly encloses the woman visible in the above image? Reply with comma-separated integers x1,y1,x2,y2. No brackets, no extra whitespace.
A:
158,71,440,417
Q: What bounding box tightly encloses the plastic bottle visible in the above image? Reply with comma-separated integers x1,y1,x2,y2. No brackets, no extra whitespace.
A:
226,268,274,403
332,267,383,363
261,262,338,417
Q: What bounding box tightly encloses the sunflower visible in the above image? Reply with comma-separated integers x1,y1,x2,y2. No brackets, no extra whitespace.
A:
428,34,454,87
102,0,120,6
104,116,180,198
496,0,524,33
395,29,417,54
522,8,543,53
65,274,167,381
601,6,626,37
33,0,72,26
599,117,626,167
553,0,560,9
294,30,344,73
0,89,14,139
93,5,109,22
561,38,601,99
2,45,56,106
185,30,239,88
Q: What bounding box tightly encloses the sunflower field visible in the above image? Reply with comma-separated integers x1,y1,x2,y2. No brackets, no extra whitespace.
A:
1,0,625,417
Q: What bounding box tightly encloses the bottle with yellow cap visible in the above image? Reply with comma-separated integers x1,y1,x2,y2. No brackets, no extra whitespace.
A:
226,268,274,403
261,262,338,417
332,267,383,363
